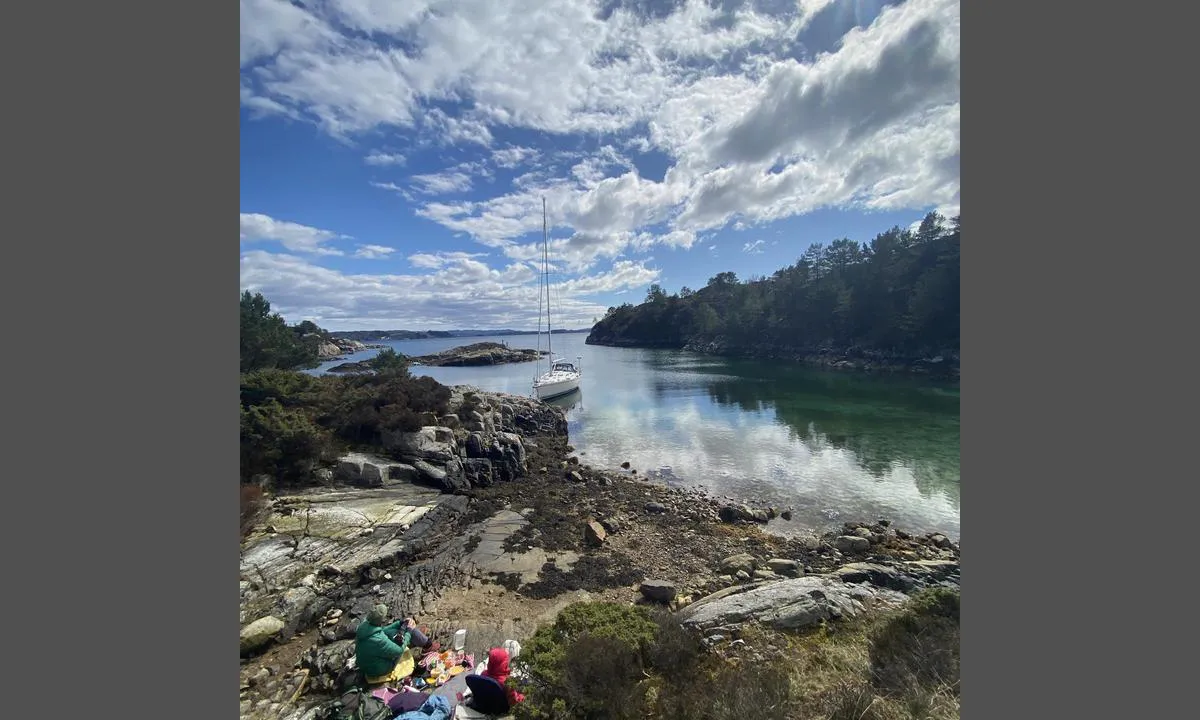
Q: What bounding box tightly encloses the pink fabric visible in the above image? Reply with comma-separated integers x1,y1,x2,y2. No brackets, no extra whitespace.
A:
371,686,400,703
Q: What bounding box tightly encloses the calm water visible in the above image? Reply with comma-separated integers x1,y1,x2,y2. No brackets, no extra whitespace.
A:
310,334,960,540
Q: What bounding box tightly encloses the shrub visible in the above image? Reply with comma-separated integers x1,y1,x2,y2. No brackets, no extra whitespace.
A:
868,587,960,694
516,602,659,720
240,399,335,484
240,368,322,408
368,348,409,373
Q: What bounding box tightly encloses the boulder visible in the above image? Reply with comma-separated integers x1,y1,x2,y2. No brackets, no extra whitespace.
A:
465,432,487,458
834,535,871,554
241,616,286,655
720,553,756,575
766,558,800,576
278,586,320,626
677,577,902,631
462,458,495,488
639,580,677,603
383,427,459,464
836,562,916,592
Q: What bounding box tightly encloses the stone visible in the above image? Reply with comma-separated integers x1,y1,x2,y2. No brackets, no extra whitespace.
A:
279,586,319,626
585,521,607,546
639,580,677,603
720,553,756,575
677,576,904,631
249,667,271,687
853,527,873,540
766,558,800,575
240,616,286,655
834,535,870,554
780,509,793,521
383,427,459,464
645,501,667,514
836,562,917,592
567,470,584,482
931,534,953,549
752,570,779,581
734,570,751,582
598,517,621,534
462,458,495,488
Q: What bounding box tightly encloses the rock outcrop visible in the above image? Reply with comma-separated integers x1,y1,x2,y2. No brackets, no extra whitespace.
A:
676,576,907,631
313,336,374,360
411,342,543,367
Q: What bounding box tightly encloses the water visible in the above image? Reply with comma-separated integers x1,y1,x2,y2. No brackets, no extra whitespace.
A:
310,333,960,540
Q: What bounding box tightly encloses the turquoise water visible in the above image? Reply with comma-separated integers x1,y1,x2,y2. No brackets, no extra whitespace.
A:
311,334,960,540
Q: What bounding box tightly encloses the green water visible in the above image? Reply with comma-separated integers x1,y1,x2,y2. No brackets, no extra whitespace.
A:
314,333,961,540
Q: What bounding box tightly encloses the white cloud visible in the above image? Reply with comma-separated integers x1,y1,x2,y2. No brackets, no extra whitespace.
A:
372,183,416,205
240,0,338,68
410,171,474,195
364,152,406,167
240,249,652,329
240,212,346,256
354,244,397,259
242,0,960,326
491,146,540,169
743,239,765,254
408,251,490,269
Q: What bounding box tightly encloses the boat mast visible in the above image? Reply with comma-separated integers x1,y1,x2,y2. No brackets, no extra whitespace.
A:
544,197,553,361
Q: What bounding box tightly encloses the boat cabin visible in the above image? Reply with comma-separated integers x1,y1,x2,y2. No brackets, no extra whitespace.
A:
551,360,578,373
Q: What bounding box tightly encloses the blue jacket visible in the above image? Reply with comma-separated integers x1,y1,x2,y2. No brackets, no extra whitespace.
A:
393,694,452,720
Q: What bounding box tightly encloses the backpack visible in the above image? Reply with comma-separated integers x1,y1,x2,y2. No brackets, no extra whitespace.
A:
321,688,393,720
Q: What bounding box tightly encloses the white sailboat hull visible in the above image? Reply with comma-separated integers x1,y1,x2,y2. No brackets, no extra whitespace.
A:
534,373,581,400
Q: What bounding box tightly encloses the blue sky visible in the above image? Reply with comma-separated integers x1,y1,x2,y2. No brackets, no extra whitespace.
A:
240,0,959,331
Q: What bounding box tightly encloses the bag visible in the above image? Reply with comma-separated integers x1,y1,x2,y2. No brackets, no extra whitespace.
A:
322,688,393,720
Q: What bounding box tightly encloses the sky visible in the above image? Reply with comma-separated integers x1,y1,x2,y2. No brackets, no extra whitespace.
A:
240,0,960,331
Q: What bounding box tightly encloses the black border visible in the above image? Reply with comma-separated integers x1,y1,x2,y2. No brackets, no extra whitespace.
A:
8,1,1157,718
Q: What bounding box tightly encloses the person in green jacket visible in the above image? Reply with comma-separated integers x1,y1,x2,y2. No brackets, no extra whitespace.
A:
355,603,436,685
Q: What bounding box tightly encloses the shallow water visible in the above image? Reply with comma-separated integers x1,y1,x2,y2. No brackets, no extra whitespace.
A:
310,333,960,540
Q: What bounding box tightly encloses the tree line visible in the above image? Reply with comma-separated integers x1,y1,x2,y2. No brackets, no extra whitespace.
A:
587,212,960,366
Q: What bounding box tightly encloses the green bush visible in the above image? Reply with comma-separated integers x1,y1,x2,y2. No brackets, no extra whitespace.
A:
240,398,335,485
240,368,322,408
516,602,659,720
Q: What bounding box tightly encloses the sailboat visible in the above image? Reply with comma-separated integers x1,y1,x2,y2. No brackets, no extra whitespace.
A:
533,197,582,401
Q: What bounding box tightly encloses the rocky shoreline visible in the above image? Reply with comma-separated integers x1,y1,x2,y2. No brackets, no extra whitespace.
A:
238,386,959,720
586,336,959,377
311,336,386,362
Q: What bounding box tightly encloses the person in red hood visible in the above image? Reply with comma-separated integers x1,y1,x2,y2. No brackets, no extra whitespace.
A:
482,647,525,705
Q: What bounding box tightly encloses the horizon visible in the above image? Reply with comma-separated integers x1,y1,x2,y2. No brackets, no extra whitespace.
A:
240,0,960,333
330,327,594,335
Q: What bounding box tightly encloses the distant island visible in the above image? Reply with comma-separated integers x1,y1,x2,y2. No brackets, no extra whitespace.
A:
330,328,591,342
587,212,960,376
329,342,545,373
